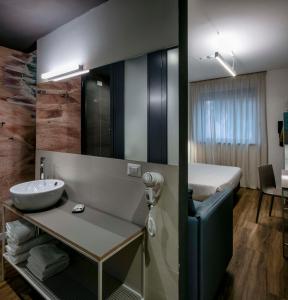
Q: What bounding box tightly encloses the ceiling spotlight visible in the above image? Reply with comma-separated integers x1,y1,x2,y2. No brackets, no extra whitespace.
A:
215,52,236,77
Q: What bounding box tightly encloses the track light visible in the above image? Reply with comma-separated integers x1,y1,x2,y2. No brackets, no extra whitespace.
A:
215,52,236,77
41,64,89,81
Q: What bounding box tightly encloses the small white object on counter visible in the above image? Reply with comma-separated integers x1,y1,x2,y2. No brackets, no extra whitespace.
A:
72,203,85,213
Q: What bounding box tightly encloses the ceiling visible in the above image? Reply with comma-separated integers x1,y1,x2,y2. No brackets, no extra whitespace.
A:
189,0,288,81
0,0,107,52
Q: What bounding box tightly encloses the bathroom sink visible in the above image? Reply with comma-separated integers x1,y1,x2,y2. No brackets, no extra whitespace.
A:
10,179,65,211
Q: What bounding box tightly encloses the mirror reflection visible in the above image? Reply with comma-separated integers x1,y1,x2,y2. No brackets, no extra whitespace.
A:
36,48,179,165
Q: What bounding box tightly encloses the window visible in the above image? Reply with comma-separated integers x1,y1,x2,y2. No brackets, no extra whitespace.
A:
189,72,267,189
195,88,257,145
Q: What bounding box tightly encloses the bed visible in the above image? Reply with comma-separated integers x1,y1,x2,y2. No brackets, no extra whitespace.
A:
188,163,242,201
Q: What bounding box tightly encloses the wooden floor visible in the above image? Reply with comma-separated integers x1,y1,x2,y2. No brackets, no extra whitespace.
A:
0,188,287,299
217,188,288,300
0,264,42,299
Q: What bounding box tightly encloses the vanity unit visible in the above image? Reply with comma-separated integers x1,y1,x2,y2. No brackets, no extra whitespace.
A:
1,199,145,300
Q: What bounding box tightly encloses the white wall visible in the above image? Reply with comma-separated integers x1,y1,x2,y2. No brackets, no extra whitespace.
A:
125,56,148,162
167,48,179,165
266,68,288,187
37,0,178,83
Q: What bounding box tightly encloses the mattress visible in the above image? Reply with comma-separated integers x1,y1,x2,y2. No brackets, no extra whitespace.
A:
188,163,242,201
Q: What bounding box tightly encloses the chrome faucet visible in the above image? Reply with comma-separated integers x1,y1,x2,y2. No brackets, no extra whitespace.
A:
40,157,46,180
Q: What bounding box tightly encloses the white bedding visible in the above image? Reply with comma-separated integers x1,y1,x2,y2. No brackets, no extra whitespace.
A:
188,163,242,200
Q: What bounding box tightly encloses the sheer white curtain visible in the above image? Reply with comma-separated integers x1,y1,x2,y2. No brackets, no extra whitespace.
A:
188,73,268,188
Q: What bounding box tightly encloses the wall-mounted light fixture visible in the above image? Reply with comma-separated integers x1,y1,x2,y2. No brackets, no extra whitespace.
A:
215,52,236,77
41,64,89,82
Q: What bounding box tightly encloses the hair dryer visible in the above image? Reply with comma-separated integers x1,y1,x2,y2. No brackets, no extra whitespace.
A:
142,172,164,206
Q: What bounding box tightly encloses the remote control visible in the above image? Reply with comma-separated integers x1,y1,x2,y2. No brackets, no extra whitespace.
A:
72,204,85,213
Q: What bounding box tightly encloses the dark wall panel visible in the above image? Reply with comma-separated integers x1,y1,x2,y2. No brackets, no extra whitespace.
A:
147,51,168,164
111,62,125,159
82,62,125,159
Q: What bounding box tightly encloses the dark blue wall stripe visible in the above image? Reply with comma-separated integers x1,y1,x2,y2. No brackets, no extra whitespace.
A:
147,50,168,164
111,61,125,159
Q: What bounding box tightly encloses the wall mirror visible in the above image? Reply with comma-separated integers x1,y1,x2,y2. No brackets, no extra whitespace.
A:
36,48,179,165
35,0,179,165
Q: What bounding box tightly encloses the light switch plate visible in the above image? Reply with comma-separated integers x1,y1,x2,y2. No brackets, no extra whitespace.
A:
127,163,142,177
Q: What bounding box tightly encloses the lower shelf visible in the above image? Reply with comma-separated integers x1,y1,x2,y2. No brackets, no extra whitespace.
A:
3,253,142,300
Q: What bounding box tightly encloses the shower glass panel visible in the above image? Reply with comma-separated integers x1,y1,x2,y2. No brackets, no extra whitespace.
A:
83,67,113,157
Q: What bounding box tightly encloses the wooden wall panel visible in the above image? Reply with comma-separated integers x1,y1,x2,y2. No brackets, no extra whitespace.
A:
36,78,81,154
0,46,36,209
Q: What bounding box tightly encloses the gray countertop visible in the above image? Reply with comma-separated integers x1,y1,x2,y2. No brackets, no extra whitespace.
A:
4,200,144,262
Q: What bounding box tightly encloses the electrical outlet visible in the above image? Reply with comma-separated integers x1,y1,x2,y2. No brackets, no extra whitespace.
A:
127,163,142,178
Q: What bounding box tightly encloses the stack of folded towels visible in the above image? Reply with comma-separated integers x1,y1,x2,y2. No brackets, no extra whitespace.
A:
5,219,37,264
5,219,70,280
27,244,69,281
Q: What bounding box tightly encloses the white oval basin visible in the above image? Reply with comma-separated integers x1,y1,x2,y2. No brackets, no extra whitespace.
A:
10,179,65,211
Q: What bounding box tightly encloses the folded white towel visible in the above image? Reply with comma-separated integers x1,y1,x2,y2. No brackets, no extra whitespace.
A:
27,259,69,281
6,234,54,256
27,255,69,273
6,220,36,244
6,251,30,264
28,244,69,271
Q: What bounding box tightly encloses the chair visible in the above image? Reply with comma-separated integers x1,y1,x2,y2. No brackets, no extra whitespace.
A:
188,188,234,300
256,164,281,223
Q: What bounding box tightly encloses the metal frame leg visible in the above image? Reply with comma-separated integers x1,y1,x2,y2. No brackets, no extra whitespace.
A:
141,235,145,299
1,206,6,281
283,195,285,258
98,261,102,300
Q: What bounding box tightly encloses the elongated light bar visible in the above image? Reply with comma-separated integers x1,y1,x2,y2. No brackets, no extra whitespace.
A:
215,52,236,77
53,69,89,82
41,64,89,81
41,64,79,80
